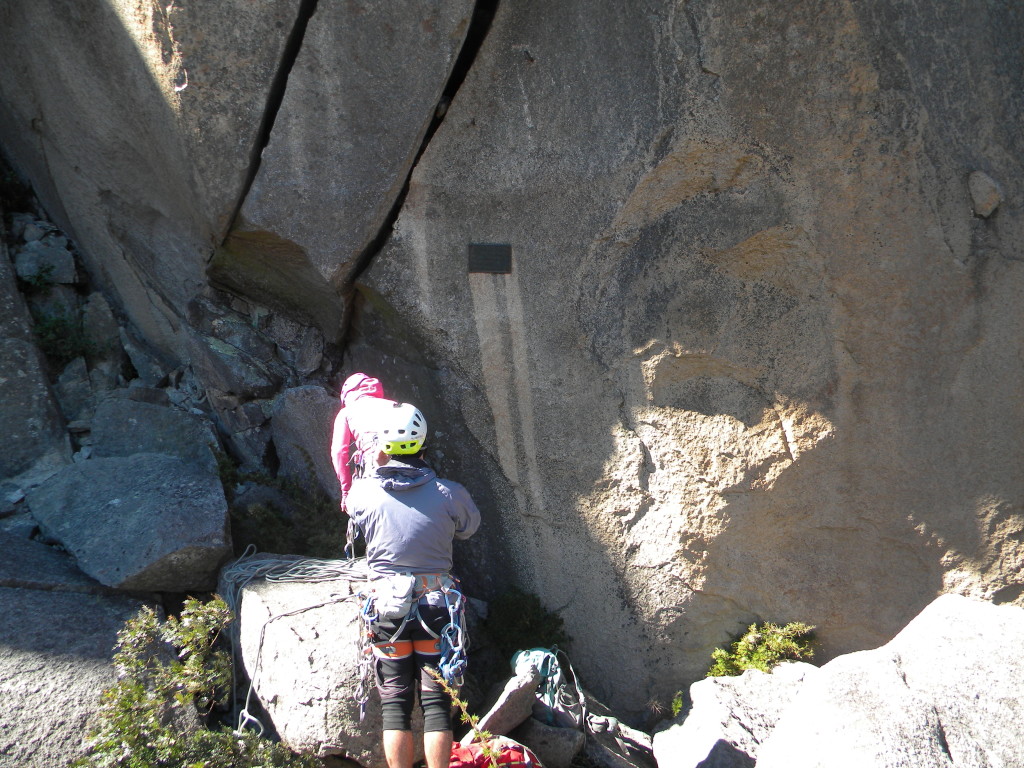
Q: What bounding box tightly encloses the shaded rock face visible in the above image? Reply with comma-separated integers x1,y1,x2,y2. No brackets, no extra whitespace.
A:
0,0,1022,720
0,237,71,482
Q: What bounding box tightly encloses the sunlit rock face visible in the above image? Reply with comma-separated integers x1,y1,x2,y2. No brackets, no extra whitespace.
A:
357,1,1024,713
1,0,1022,717
0,0,299,356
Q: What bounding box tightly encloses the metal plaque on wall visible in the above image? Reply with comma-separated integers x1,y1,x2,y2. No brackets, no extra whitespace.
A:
468,243,512,273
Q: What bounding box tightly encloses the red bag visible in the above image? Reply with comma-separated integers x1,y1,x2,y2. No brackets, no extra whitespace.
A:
449,737,543,768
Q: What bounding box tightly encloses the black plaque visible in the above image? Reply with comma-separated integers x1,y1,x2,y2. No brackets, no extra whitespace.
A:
468,243,512,273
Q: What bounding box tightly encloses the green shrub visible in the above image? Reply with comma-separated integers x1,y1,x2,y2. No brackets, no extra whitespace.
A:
32,308,94,370
483,587,571,662
74,596,319,768
706,621,815,677
670,690,685,718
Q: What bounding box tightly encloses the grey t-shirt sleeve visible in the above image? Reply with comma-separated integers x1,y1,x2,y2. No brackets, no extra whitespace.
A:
445,480,481,540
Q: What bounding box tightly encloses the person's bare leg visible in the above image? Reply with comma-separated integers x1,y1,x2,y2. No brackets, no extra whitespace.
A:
383,729,414,768
424,729,453,768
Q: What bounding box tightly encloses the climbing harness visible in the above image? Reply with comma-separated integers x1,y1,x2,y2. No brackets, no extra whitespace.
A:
358,571,469,690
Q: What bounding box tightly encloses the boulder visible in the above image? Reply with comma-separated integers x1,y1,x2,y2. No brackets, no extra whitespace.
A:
652,662,816,768
462,665,543,744
509,718,585,768
90,397,220,474
756,595,1024,767
54,356,94,422
216,0,475,340
271,386,340,501
26,453,230,591
0,529,107,594
0,337,72,482
234,572,402,766
0,586,150,768
125,384,171,407
14,238,77,284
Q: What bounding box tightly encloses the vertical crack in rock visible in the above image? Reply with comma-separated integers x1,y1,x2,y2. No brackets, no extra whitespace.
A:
223,0,320,239
343,0,501,297
934,713,953,760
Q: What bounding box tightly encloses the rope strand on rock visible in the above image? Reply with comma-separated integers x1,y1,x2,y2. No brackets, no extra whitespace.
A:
219,545,372,735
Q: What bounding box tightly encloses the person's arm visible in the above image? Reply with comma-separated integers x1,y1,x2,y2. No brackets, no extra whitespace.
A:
447,481,481,540
329,410,354,504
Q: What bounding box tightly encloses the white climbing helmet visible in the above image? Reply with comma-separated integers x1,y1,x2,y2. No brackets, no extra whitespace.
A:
377,402,428,455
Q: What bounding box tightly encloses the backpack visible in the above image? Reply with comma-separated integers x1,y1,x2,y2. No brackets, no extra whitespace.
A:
510,647,586,730
449,737,543,768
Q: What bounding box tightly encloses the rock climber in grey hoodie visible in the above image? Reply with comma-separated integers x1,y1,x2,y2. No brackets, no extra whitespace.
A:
346,401,480,768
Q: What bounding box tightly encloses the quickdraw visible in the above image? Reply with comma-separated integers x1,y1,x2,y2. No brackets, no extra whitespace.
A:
437,588,467,686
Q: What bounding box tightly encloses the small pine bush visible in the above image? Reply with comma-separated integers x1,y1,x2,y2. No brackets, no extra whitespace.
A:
670,690,685,718
74,596,320,768
706,621,815,677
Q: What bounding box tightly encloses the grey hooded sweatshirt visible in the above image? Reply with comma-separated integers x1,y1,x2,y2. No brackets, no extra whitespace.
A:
347,458,481,575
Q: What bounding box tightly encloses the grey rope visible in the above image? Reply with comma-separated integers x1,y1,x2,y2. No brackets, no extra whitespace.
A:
219,545,372,734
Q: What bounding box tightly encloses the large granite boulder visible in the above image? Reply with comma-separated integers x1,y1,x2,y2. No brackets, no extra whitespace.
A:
352,0,1024,715
756,595,1024,767
26,453,231,591
0,586,149,768
233,571,402,766
0,529,110,595
653,662,817,768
